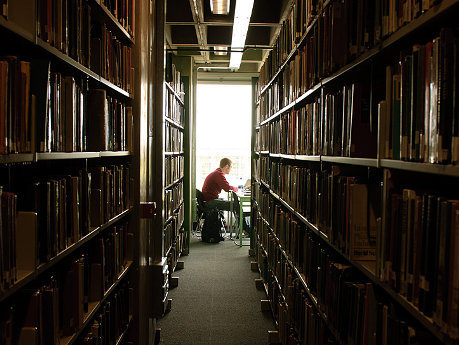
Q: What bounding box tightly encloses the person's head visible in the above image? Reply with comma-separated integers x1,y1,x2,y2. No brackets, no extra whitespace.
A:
219,158,232,174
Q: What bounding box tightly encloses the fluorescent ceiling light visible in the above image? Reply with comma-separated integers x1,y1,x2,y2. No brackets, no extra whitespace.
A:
229,51,243,68
214,46,228,56
210,0,230,15
229,0,254,69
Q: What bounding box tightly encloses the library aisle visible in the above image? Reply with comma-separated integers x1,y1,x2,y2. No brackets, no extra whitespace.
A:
156,234,276,345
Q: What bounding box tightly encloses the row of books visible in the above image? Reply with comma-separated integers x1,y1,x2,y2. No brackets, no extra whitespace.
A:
0,56,32,154
5,164,131,267
165,155,184,187
18,170,92,264
164,203,184,259
380,185,459,339
268,162,320,229
257,81,281,121
382,0,442,39
90,164,132,226
164,182,183,221
100,0,136,37
88,224,132,299
260,83,377,158
36,1,133,94
91,20,133,93
37,0,91,68
261,160,381,261
165,122,183,153
0,57,134,154
77,281,132,345
87,89,134,152
166,63,185,98
167,228,186,274
254,159,459,342
258,0,443,93
165,86,185,126
254,211,438,345
379,27,459,164
258,0,318,91
11,235,131,345
258,26,323,122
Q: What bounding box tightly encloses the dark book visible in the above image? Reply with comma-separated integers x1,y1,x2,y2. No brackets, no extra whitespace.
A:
82,4,91,68
62,75,76,152
0,56,18,154
13,289,42,344
391,69,402,160
439,28,455,163
388,193,402,292
401,52,412,161
86,90,108,152
452,38,459,163
89,238,105,301
412,195,423,308
421,195,440,317
18,61,31,153
30,59,51,153
434,199,454,327
16,212,38,271
349,183,378,261
348,83,377,158
412,44,424,162
0,60,7,154
41,279,60,345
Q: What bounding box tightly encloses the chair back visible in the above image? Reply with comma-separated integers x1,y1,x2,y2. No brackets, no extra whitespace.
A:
196,189,211,212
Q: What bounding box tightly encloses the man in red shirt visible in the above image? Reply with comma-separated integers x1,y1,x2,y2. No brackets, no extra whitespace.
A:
202,158,238,211
201,158,250,235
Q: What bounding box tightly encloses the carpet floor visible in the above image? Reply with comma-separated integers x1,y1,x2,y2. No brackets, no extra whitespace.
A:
155,233,277,345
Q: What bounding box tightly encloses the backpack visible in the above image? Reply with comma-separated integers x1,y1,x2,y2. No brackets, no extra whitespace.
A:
201,209,224,243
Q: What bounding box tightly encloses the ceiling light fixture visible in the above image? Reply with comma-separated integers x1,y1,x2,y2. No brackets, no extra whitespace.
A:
213,46,228,56
210,0,230,15
229,0,254,69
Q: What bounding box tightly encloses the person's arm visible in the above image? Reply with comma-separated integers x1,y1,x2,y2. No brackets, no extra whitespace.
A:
217,172,237,192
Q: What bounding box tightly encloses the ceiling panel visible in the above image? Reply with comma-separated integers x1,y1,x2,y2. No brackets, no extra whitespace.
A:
166,0,193,22
166,0,294,73
207,26,232,45
171,25,199,44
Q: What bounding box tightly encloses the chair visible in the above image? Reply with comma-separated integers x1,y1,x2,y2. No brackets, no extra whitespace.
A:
195,189,226,238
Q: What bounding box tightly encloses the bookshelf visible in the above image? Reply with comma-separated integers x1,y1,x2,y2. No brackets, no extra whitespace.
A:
150,50,188,317
0,0,137,343
164,67,186,304
252,0,459,344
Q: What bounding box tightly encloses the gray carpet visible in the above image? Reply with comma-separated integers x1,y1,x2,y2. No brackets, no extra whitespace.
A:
156,234,277,345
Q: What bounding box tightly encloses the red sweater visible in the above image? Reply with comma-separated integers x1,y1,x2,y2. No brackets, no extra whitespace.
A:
202,168,237,201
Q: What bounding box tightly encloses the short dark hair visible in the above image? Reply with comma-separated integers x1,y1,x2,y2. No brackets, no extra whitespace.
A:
220,158,232,169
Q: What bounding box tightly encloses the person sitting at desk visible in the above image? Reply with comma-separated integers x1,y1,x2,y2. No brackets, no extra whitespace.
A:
202,158,250,235
202,158,237,211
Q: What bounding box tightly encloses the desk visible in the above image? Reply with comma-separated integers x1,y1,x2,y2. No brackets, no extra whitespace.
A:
229,191,251,247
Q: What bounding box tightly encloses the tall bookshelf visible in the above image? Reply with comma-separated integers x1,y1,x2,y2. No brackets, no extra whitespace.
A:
0,0,139,344
151,65,187,318
150,0,189,315
252,0,459,344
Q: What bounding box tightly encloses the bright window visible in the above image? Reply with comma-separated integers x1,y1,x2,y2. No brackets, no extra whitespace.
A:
196,82,252,194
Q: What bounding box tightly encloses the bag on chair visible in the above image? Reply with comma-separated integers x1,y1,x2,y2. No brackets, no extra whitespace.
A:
201,210,223,243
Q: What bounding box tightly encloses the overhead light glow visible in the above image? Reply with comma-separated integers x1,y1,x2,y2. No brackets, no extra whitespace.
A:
229,50,243,68
229,0,254,69
214,46,228,56
210,0,230,15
